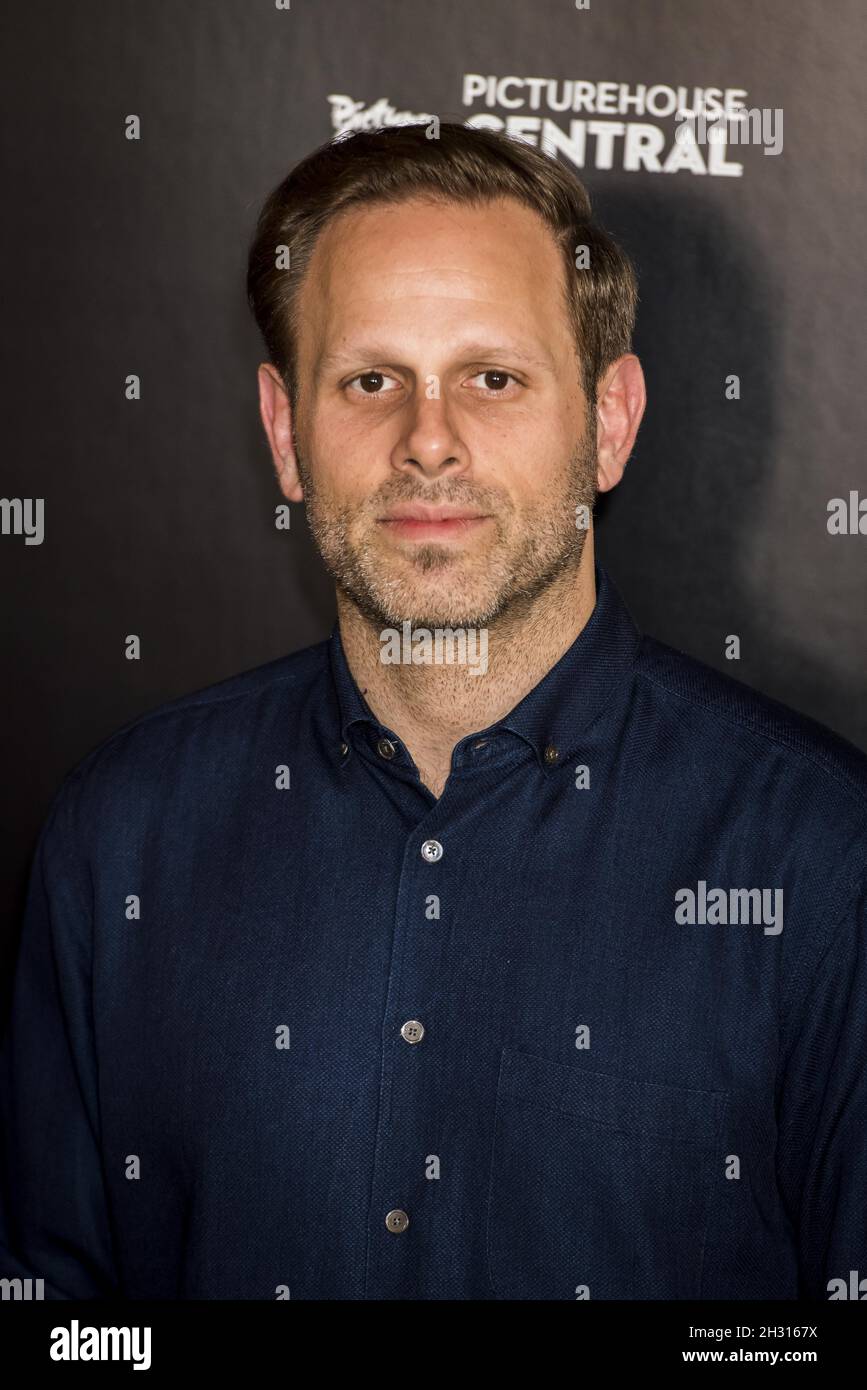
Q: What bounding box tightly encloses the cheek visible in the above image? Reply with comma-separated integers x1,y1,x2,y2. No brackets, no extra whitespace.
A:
304,432,381,511
312,404,403,485
489,435,572,502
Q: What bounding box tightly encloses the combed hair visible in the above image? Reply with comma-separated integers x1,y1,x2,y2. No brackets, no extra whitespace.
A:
246,121,638,406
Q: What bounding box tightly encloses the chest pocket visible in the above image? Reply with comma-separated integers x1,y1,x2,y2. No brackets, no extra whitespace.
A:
486,1047,728,1300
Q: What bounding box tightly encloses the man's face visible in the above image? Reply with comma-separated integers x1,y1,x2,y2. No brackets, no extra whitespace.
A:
291,194,596,630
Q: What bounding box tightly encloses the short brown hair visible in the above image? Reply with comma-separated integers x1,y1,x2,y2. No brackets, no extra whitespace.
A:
246,121,637,408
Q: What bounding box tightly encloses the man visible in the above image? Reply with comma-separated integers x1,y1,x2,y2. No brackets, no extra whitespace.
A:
1,122,866,1301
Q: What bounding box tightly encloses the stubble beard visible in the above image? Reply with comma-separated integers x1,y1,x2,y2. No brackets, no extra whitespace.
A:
294,430,598,632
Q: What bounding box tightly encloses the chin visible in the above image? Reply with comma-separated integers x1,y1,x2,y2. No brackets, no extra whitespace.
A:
380,589,496,631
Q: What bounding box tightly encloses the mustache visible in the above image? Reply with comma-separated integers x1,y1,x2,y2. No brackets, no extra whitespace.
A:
368,485,506,514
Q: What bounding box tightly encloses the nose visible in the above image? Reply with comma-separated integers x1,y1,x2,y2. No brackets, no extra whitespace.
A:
390,390,469,480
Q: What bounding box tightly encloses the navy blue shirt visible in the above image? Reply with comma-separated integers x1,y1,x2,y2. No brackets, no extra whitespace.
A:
2,564,866,1300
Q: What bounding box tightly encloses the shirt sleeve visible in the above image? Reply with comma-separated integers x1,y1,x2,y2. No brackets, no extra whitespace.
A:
776,868,867,1299
0,778,119,1298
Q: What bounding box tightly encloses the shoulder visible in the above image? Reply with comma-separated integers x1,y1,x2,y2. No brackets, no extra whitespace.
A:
633,634,867,816
53,639,332,819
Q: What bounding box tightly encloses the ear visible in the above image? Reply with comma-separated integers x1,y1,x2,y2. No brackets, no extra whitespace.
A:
257,363,304,503
594,354,646,494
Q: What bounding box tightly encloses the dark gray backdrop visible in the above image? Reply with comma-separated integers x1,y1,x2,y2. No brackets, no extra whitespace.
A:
2,0,866,1013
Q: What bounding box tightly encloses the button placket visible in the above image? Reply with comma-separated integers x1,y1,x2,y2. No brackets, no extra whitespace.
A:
366,825,449,1289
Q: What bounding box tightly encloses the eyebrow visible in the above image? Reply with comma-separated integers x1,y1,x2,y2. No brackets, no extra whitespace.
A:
316,343,555,375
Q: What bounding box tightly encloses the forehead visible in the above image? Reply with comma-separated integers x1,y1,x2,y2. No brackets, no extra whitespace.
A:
295,194,572,362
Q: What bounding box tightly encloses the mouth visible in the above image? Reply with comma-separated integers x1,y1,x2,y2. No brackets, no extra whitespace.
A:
377,506,492,541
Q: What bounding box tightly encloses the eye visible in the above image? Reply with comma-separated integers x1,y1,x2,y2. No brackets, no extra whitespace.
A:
466,369,521,395
346,371,401,396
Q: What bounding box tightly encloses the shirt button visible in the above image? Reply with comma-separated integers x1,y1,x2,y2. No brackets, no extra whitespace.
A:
543,744,560,765
377,737,397,759
339,742,349,757
385,1208,409,1233
400,1019,425,1044
421,839,443,863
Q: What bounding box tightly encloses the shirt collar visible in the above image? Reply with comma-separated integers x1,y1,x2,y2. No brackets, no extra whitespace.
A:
327,563,641,773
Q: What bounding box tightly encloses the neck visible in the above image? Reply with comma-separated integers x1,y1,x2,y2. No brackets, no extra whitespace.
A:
336,533,598,797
